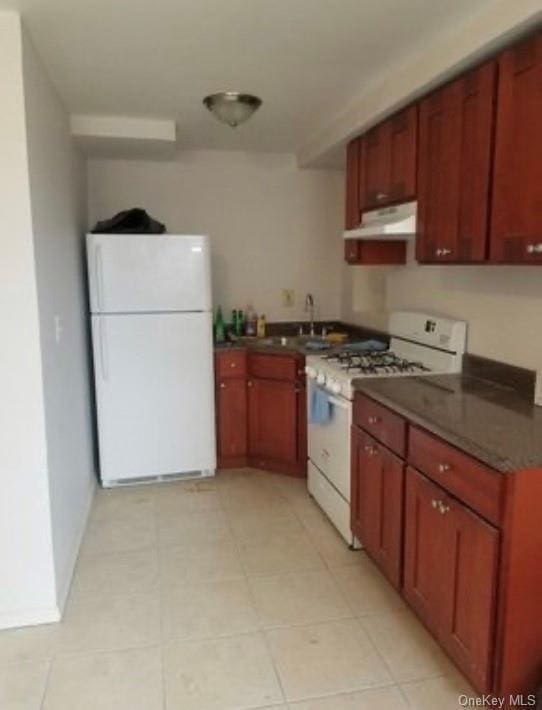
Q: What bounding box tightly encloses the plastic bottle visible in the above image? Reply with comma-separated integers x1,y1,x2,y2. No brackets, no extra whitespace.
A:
257,313,266,338
236,309,245,337
245,304,257,337
214,306,225,343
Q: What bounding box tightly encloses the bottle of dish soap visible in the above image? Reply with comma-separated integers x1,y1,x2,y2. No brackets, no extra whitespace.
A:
257,313,266,338
245,304,257,337
214,306,225,343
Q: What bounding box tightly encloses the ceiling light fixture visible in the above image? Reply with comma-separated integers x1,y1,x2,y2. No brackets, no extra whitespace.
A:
202,92,262,128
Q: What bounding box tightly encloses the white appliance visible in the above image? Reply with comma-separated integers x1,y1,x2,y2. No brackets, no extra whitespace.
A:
343,200,417,240
305,311,467,545
87,233,216,487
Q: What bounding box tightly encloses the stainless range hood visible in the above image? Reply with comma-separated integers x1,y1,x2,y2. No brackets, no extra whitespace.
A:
344,200,417,240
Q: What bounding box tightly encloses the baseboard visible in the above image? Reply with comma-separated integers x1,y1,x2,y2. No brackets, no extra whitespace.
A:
0,605,60,631
55,475,96,616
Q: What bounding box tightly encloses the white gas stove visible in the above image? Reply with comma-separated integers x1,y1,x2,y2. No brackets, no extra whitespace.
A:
305,311,467,546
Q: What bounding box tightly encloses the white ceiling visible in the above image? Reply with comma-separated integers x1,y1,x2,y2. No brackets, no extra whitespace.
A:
3,0,499,160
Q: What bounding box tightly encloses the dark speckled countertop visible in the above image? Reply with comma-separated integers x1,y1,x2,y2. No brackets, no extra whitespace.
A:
354,374,542,473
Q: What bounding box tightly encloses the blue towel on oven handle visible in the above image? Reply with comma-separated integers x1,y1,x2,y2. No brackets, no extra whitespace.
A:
310,386,332,425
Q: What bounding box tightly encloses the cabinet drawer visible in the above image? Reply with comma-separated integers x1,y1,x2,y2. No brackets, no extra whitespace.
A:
248,353,300,381
216,350,247,379
408,427,504,526
353,394,407,457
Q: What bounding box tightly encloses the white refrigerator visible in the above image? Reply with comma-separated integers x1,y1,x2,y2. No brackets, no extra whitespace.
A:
87,233,216,486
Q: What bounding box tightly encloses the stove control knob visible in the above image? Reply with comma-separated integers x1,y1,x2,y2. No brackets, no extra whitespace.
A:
305,366,317,379
316,372,326,385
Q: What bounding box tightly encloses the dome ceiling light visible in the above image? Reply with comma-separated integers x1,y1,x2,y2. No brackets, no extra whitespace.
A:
202,92,262,128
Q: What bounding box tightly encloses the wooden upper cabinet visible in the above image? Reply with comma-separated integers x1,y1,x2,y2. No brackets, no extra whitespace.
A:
417,62,496,263
345,137,362,229
361,105,417,209
491,32,542,263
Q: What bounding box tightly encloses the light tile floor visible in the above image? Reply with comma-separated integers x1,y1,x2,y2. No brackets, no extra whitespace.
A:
0,468,479,709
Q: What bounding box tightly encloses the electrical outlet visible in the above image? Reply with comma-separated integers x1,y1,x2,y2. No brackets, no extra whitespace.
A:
54,315,64,344
282,289,295,307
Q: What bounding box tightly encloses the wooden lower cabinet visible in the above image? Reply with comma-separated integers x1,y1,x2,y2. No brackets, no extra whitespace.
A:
351,427,404,588
216,378,247,465
215,350,306,476
404,467,499,692
248,378,298,470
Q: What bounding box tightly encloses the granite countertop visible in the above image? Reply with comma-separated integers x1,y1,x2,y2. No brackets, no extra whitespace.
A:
354,374,542,473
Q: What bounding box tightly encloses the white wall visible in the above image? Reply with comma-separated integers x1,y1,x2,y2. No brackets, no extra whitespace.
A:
22,30,96,613
88,151,344,324
342,241,542,371
0,12,57,628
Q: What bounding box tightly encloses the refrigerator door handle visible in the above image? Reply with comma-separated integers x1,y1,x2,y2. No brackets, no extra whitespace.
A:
99,317,109,381
95,244,105,312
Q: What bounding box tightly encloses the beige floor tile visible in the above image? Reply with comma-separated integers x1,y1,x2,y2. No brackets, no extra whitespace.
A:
306,521,363,568
81,507,156,555
249,569,352,628
227,505,304,542
90,486,154,523
238,530,325,577
163,633,283,710
56,592,160,655
290,685,409,709
400,673,479,709
266,619,392,701
162,579,259,641
43,646,163,710
70,548,159,602
360,610,457,683
154,485,222,515
219,482,288,512
159,539,244,586
0,624,56,667
0,660,49,710
270,474,311,501
331,557,406,616
157,509,233,548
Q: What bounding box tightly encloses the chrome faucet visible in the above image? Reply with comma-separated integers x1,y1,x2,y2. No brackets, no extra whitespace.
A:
304,293,315,336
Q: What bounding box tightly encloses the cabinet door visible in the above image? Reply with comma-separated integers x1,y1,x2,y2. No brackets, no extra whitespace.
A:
248,378,298,465
417,83,460,262
375,445,404,588
389,105,418,204
351,429,404,588
491,32,542,263
441,498,499,693
345,138,362,229
216,378,247,462
417,63,496,263
403,467,449,634
362,123,390,208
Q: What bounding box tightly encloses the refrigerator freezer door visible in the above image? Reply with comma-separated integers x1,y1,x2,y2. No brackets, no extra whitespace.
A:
87,233,211,313
91,311,216,483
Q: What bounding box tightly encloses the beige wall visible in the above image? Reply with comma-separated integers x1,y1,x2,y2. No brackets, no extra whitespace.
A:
23,29,95,614
342,240,542,371
88,151,344,324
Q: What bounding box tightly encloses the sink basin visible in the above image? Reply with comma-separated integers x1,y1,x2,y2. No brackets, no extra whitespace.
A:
256,335,329,349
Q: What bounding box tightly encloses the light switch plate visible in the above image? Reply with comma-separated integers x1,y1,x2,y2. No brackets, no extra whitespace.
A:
282,289,295,307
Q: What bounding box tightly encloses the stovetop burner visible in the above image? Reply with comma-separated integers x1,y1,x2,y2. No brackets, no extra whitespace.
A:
322,349,432,376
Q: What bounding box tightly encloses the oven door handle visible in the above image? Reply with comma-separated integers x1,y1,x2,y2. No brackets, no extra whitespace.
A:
327,395,349,410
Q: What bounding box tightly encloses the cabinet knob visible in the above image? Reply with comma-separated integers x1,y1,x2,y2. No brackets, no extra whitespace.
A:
526,243,542,254
441,248,452,256
437,463,450,473
431,499,439,509
219,382,226,389
367,416,380,425
230,362,236,368
438,502,450,515
376,192,388,201
247,381,253,387
363,444,377,456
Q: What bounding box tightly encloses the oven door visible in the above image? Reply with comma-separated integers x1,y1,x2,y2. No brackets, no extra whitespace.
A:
307,381,352,502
